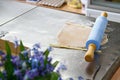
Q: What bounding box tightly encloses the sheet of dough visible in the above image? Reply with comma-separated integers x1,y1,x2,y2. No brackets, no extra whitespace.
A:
57,22,91,48
53,22,108,50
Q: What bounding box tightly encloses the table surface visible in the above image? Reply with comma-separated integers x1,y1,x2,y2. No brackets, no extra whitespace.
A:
0,0,36,26
0,1,120,80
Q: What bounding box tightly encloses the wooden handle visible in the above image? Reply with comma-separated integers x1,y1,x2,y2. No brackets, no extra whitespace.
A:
101,11,108,17
84,44,96,62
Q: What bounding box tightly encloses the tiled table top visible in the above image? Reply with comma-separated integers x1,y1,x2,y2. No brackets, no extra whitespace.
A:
0,1,120,80
0,0,36,26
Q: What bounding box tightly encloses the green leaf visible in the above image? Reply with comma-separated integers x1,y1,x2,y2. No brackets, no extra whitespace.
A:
26,62,31,69
4,60,14,80
50,72,59,80
0,71,4,80
44,58,48,67
43,49,50,66
52,61,59,67
44,49,49,58
19,53,31,68
20,40,25,52
19,53,26,60
34,76,49,80
5,41,11,61
5,41,14,80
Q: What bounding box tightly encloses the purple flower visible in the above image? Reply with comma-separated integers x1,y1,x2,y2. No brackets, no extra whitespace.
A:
0,51,6,60
11,56,20,65
32,48,39,55
0,51,4,55
31,58,38,69
46,64,54,72
38,62,44,71
21,49,30,57
56,67,61,73
1,41,60,80
12,57,23,69
78,76,84,80
37,55,44,68
1,54,6,61
17,61,24,69
11,55,17,59
22,62,27,70
0,62,3,66
47,46,53,52
56,63,67,74
41,70,46,76
24,69,38,80
14,70,23,80
31,68,39,77
2,70,7,76
58,77,63,80
69,78,74,80
38,54,44,61
14,70,21,76
59,63,67,70
47,57,52,62
24,70,34,80
13,37,19,48
33,43,41,49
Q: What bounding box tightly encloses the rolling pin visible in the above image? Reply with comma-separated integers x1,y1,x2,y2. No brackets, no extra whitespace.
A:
84,12,108,62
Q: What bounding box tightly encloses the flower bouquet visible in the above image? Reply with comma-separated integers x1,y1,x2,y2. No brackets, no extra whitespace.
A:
0,39,61,80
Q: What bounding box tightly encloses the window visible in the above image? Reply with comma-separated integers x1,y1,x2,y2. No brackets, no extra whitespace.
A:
86,0,120,22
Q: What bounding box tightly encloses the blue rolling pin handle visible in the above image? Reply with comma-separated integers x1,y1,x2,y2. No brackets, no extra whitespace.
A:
86,16,108,50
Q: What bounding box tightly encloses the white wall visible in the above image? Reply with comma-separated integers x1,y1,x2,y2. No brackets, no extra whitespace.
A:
86,8,120,23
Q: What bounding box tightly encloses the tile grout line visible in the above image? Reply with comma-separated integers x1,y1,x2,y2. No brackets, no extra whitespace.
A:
0,1,41,38
0,6,37,27
0,1,41,27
